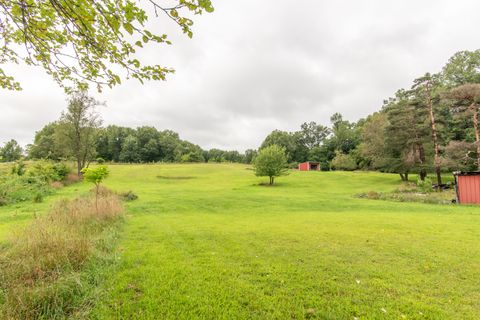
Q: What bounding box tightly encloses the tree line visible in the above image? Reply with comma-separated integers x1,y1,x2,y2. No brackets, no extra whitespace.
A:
258,49,480,184
1,91,250,176
25,93,251,174
2,49,479,184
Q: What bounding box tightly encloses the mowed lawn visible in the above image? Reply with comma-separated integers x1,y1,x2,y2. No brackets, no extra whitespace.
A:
2,164,480,319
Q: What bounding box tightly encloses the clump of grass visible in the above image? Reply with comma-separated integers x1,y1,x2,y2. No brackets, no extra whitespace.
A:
0,191,124,319
50,181,64,189
91,186,138,202
32,192,44,203
93,185,116,198
64,173,81,186
119,190,138,202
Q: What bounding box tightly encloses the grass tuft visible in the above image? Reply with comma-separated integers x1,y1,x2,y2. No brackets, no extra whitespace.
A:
0,191,123,319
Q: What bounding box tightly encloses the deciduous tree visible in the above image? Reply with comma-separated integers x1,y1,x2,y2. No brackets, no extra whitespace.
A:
299,121,330,149
28,122,62,160
0,139,23,162
253,145,288,185
0,0,214,91
57,91,102,175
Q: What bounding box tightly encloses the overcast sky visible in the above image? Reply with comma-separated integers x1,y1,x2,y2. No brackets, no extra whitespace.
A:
1,0,479,151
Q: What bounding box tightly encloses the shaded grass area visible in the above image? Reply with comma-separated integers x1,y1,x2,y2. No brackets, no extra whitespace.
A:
0,191,124,319
83,164,480,319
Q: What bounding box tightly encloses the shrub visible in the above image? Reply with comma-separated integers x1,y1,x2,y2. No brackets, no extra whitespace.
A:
27,161,71,182
180,151,204,163
0,175,51,206
320,161,330,171
52,162,70,181
11,159,26,176
288,162,299,169
417,177,433,193
331,151,357,171
96,157,105,164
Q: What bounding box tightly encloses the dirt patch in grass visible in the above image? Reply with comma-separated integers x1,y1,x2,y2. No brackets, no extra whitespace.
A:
156,175,196,180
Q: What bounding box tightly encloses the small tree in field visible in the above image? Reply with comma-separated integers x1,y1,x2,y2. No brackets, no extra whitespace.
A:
253,145,289,185
81,166,109,213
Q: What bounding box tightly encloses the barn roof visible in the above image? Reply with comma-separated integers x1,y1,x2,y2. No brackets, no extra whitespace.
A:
453,171,480,176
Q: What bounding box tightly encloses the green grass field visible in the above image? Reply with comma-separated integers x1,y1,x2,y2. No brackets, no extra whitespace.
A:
1,164,479,319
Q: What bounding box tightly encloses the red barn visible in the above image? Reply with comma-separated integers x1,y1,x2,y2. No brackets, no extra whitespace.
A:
298,162,320,171
454,172,480,204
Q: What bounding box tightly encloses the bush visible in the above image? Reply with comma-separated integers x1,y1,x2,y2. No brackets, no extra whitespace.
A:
180,151,204,163
0,175,51,206
0,161,73,206
320,161,330,171
96,157,105,164
11,159,26,176
288,162,299,169
52,162,70,181
27,161,71,182
417,177,433,193
331,151,357,171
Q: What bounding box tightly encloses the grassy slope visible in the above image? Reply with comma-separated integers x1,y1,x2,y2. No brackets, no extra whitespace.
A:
91,164,478,320
1,164,479,319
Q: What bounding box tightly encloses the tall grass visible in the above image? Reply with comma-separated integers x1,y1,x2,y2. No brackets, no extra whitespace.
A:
0,191,124,319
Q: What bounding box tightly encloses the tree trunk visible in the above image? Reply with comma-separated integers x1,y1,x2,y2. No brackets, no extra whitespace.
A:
419,169,427,181
405,172,409,181
95,183,99,214
399,173,405,181
417,143,427,181
426,83,442,185
269,176,274,185
473,104,480,171
77,159,82,177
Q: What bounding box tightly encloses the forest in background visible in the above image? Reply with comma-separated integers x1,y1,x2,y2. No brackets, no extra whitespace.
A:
1,49,479,184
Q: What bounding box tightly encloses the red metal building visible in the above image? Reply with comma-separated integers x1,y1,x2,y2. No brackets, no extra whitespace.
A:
454,172,480,204
298,162,320,171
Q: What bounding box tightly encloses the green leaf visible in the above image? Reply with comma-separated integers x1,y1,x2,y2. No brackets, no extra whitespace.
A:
124,23,133,35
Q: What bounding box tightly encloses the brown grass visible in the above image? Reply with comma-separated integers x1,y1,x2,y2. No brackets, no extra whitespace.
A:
50,181,64,189
0,191,124,319
64,173,81,186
